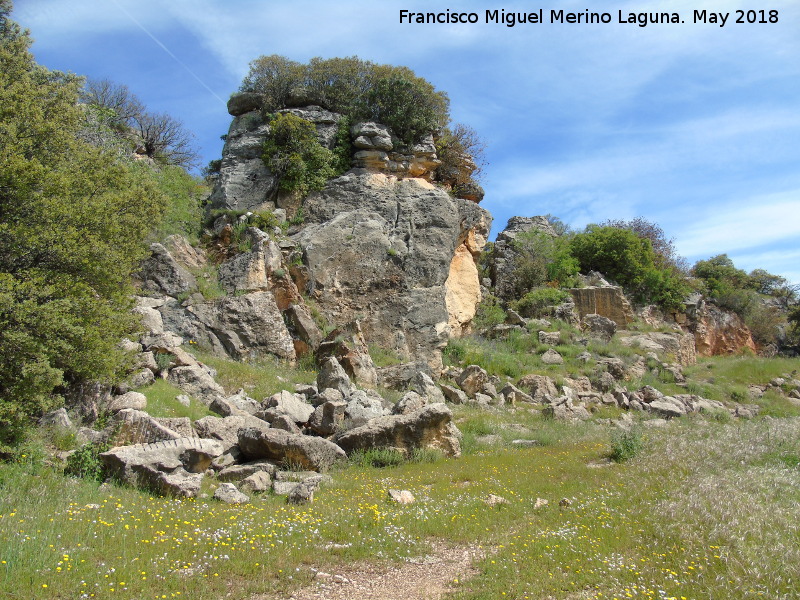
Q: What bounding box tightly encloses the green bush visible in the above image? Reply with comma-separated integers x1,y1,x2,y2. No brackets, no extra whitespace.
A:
609,427,644,463
0,11,167,446
473,294,507,330
262,113,344,196
511,288,569,318
242,55,450,145
65,441,110,481
511,228,579,295
349,448,406,468
149,165,206,244
570,225,689,310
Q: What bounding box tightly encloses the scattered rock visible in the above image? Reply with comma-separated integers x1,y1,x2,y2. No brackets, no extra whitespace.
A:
541,349,564,365
317,322,378,388
538,331,561,345
100,438,224,498
392,391,427,416
239,471,272,494
214,483,250,504
456,364,490,398
260,390,315,425
287,474,328,505
484,494,509,507
517,374,558,403
317,357,354,397
581,313,618,341
388,489,415,504
38,408,73,430
238,428,346,472
440,384,469,405
336,403,461,458
308,400,347,436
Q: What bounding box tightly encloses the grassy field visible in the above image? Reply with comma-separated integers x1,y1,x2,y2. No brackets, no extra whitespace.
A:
3,408,800,600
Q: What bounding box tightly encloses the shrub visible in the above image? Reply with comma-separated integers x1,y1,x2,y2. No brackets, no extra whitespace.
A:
609,427,643,463
435,123,487,191
509,228,579,296
511,288,569,318
570,226,656,290
242,55,450,145
473,294,507,330
571,225,690,310
262,113,343,196
349,448,406,468
65,441,110,481
602,217,687,272
0,13,167,446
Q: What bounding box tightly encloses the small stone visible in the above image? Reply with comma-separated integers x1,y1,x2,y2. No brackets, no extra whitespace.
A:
214,483,249,504
541,349,564,365
484,494,509,507
534,498,548,509
388,489,415,504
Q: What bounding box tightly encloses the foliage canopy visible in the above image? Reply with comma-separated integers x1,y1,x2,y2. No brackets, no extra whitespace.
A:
241,55,450,145
0,4,167,446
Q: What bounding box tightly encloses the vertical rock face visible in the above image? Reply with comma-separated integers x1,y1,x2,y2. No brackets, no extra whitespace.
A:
683,299,756,356
295,172,490,369
569,287,635,327
204,101,492,368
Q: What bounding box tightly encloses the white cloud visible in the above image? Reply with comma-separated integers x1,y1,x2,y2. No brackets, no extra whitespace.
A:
676,191,800,257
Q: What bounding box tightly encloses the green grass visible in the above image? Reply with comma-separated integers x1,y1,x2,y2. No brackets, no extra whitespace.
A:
133,378,213,421
3,416,800,599
193,350,316,400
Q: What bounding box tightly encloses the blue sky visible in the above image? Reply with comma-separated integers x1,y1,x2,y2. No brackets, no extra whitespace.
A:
14,0,800,283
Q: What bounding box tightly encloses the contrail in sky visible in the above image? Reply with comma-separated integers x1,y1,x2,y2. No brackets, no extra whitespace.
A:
111,0,227,106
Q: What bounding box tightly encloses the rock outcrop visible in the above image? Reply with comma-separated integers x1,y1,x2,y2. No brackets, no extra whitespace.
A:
198,101,493,368
569,286,635,327
294,172,490,369
679,298,756,356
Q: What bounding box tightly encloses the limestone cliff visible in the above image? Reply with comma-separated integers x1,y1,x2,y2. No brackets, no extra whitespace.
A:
294,171,489,368
202,96,491,368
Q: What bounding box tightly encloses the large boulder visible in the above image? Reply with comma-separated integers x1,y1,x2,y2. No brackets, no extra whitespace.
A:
110,409,185,446
237,428,346,472
187,291,296,361
100,438,224,498
193,415,271,453
138,243,196,296
335,403,461,458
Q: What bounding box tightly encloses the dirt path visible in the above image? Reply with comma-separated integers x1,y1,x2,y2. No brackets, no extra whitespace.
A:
281,542,485,600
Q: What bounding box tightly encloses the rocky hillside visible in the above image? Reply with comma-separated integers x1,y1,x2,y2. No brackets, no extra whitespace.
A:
141,94,491,374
